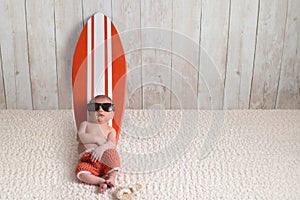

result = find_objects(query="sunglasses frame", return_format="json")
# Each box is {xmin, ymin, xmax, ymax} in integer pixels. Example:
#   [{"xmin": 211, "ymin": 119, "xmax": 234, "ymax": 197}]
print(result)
[{"xmin": 87, "ymin": 102, "xmax": 115, "ymax": 112}]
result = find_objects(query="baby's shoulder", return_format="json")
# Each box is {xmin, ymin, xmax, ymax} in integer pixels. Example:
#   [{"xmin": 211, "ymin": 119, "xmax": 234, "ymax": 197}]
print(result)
[
  {"xmin": 107, "ymin": 126, "xmax": 116, "ymax": 134},
  {"xmin": 80, "ymin": 121, "xmax": 89, "ymax": 126}
]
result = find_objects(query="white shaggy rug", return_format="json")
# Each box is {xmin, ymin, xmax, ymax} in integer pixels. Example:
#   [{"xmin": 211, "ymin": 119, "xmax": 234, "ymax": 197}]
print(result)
[{"xmin": 0, "ymin": 109, "xmax": 299, "ymax": 199}]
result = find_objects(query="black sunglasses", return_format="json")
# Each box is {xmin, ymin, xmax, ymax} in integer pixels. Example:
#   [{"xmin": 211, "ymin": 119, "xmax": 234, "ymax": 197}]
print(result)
[{"xmin": 87, "ymin": 103, "xmax": 115, "ymax": 112}]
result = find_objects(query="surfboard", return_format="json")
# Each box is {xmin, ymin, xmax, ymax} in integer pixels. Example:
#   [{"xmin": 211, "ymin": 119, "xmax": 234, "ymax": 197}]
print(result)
[{"xmin": 72, "ymin": 12, "xmax": 126, "ymax": 143}]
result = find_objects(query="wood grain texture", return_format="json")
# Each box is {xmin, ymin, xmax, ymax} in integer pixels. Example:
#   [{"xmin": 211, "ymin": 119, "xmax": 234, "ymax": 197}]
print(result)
[
  {"xmin": 276, "ymin": 0, "xmax": 300, "ymax": 109},
  {"xmin": 82, "ymin": 0, "xmax": 111, "ymax": 25},
  {"xmin": 171, "ymin": 0, "xmax": 201, "ymax": 109},
  {"xmin": 141, "ymin": 0, "xmax": 172, "ymax": 109},
  {"xmin": 250, "ymin": 0, "xmax": 288, "ymax": 109},
  {"xmin": 198, "ymin": 0, "xmax": 230, "ymax": 109},
  {"xmin": 0, "ymin": 0, "xmax": 299, "ymax": 110},
  {"xmin": 113, "ymin": 0, "xmax": 142, "ymax": 109},
  {"xmin": 54, "ymin": 0, "xmax": 82, "ymax": 109},
  {"xmin": 224, "ymin": 0, "xmax": 259, "ymax": 109},
  {"xmin": 0, "ymin": 46, "xmax": 6, "ymax": 109},
  {"xmin": 26, "ymin": 0, "xmax": 58, "ymax": 109},
  {"xmin": 0, "ymin": 0, "xmax": 32, "ymax": 109}
]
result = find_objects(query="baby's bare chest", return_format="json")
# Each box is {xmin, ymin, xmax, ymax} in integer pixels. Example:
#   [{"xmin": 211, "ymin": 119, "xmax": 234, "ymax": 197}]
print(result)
[{"xmin": 86, "ymin": 123, "xmax": 110, "ymax": 137}]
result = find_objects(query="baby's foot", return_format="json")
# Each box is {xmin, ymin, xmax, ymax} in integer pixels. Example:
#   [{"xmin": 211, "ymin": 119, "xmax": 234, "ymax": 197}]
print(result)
[
  {"xmin": 105, "ymin": 178, "xmax": 116, "ymax": 188},
  {"xmin": 99, "ymin": 182, "xmax": 108, "ymax": 194}
]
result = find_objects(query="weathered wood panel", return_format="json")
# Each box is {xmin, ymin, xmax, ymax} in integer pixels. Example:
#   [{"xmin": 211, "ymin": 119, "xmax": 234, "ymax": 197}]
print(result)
[
  {"xmin": 0, "ymin": 0, "xmax": 32, "ymax": 109},
  {"xmin": 141, "ymin": 0, "xmax": 173, "ymax": 109},
  {"xmin": 0, "ymin": 1, "xmax": 17, "ymax": 109},
  {"xmin": 198, "ymin": 0, "xmax": 230, "ymax": 109},
  {"xmin": 82, "ymin": 0, "xmax": 111, "ymax": 25},
  {"xmin": 26, "ymin": 0, "xmax": 58, "ymax": 109},
  {"xmin": 54, "ymin": 0, "xmax": 83, "ymax": 109},
  {"xmin": 0, "ymin": 47, "xmax": 6, "ymax": 109},
  {"xmin": 250, "ymin": 0, "xmax": 288, "ymax": 109},
  {"xmin": 0, "ymin": 0, "xmax": 299, "ymax": 110},
  {"xmin": 276, "ymin": 0, "xmax": 300, "ymax": 109},
  {"xmin": 224, "ymin": 0, "xmax": 259, "ymax": 109},
  {"xmin": 113, "ymin": 0, "xmax": 142, "ymax": 109},
  {"xmin": 171, "ymin": 0, "xmax": 201, "ymax": 109}
]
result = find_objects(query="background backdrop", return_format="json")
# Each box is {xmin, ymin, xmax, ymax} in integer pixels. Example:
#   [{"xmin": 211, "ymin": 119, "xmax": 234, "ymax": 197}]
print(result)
[{"xmin": 0, "ymin": 0, "xmax": 299, "ymax": 110}]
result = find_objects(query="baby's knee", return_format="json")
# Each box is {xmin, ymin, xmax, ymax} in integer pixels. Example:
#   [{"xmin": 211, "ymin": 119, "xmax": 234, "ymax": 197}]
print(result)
[
  {"xmin": 101, "ymin": 149, "xmax": 120, "ymax": 167},
  {"xmin": 103, "ymin": 149, "xmax": 119, "ymax": 158}
]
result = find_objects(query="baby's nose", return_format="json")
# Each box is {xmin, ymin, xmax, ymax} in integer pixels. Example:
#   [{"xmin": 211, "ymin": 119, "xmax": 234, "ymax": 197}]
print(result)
[{"xmin": 97, "ymin": 106, "xmax": 104, "ymax": 112}]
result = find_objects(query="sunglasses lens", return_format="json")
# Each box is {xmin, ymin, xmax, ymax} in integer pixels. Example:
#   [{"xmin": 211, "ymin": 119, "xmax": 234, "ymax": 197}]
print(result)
[{"xmin": 102, "ymin": 103, "xmax": 114, "ymax": 112}]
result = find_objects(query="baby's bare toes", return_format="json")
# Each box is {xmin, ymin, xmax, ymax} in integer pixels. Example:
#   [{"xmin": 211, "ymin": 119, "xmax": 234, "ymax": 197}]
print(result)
[
  {"xmin": 105, "ymin": 180, "xmax": 115, "ymax": 188},
  {"xmin": 99, "ymin": 183, "xmax": 107, "ymax": 194}
]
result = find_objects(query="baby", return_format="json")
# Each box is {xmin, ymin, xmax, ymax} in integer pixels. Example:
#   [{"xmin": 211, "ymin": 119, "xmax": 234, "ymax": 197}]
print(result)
[{"xmin": 75, "ymin": 95, "xmax": 120, "ymax": 194}]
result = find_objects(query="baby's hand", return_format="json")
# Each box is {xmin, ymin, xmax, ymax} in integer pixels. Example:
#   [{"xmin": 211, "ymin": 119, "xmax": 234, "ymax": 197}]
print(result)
[{"xmin": 91, "ymin": 146, "xmax": 104, "ymax": 162}]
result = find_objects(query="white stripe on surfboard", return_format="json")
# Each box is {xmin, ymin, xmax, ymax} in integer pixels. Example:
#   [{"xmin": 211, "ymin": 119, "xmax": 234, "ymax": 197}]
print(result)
[
  {"xmin": 87, "ymin": 18, "xmax": 92, "ymax": 123},
  {"xmin": 87, "ymin": 19, "xmax": 92, "ymax": 104},
  {"xmin": 107, "ymin": 18, "xmax": 112, "ymax": 126},
  {"xmin": 94, "ymin": 14, "xmax": 105, "ymax": 97}
]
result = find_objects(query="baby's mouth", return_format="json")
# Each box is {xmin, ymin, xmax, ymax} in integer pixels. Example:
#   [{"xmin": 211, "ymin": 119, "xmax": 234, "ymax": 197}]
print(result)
[{"xmin": 98, "ymin": 113, "xmax": 105, "ymax": 117}]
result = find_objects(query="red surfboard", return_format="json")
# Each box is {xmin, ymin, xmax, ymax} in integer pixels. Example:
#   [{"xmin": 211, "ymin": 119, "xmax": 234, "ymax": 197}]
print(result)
[{"xmin": 72, "ymin": 12, "xmax": 126, "ymax": 143}]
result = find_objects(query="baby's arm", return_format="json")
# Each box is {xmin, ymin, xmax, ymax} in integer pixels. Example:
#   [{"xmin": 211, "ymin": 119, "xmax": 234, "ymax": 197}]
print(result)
[
  {"xmin": 91, "ymin": 129, "xmax": 117, "ymax": 162},
  {"xmin": 77, "ymin": 121, "xmax": 106, "ymax": 146}
]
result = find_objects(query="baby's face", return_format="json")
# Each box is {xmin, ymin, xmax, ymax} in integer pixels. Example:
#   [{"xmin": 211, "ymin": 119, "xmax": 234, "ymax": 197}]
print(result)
[{"xmin": 89, "ymin": 97, "xmax": 114, "ymax": 124}]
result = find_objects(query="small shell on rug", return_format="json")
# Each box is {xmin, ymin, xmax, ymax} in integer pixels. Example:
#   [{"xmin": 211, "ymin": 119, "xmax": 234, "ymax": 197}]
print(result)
[{"xmin": 114, "ymin": 183, "xmax": 142, "ymax": 200}]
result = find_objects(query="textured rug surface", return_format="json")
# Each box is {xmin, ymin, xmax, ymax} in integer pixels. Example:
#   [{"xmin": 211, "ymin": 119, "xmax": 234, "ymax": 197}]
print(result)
[{"xmin": 0, "ymin": 109, "xmax": 299, "ymax": 199}]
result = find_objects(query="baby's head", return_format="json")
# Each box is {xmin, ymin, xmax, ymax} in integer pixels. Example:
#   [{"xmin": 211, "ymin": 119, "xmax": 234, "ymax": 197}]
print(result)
[{"xmin": 87, "ymin": 95, "xmax": 115, "ymax": 124}]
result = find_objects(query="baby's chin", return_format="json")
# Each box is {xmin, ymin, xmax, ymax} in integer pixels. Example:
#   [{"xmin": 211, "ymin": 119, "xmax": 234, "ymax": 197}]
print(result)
[
  {"xmin": 97, "ymin": 115, "xmax": 109, "ymax": 123},
  {"xmin": 97, "ymin": 116, "xmax": 104, "ymax": 122}
]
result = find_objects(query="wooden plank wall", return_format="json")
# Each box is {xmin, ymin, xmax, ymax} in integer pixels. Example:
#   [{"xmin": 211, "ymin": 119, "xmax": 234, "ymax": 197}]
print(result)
[{"xmin": 0, "ymin": 0, "xmax": 299, "ymax": 110}]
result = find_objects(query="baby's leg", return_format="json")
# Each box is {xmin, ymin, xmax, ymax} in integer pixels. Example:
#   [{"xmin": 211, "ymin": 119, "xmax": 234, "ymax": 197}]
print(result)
[
  {"xmin": 105, "ymin": 170, "xmax": 118, "ymax": 188},
  {"xmin": 78, "ymin": 173, "xmax": 108, "ymax": 194},
  {"xmin": 78, "ymin": 173, "xmax": 105, "ymax": 185},
  {"xmin": 100, "ymin": 149, "xmax": 121, "ymax": 188}
]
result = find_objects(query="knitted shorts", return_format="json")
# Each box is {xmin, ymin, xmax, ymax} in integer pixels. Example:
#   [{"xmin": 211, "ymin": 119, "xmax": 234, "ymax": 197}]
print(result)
[{"xmin": 75, "ymin": 148, "xmax": 120, "ymax": 180}]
